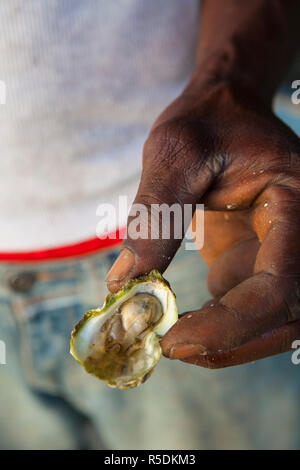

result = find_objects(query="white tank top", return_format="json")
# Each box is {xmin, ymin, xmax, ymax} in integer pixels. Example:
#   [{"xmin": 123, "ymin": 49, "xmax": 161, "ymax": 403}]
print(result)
[{"xmin": 0, "ymin": 0, "xmax": 199, "ymax": 250}]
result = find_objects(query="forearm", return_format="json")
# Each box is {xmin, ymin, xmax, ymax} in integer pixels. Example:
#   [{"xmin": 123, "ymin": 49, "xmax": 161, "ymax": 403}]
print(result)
[{"xmin": 189, "ymin": 0, "xmax": 300, "ymax": 104}]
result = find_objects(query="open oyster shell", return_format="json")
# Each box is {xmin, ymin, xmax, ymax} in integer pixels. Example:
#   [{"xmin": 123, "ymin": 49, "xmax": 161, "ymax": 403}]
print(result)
[{"xmin": 70, "ymin": 270, "xmax": 178, "ymax": 389}]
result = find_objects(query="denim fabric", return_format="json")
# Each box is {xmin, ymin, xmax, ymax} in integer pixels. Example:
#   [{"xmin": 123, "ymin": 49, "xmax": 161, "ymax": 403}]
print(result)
[{"xmin": 0, "ymin": 244, "xmax": 300, "ymax": 449}]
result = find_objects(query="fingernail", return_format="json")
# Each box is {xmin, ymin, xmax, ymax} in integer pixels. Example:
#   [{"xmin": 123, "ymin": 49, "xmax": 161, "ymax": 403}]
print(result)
[
  {"xmin": 169, "ymin": 343, "xmax": 207, "ymax": 359},
  {"xmin": 105, "ymin": 248, "xmax": 135, "ymax": 283}
]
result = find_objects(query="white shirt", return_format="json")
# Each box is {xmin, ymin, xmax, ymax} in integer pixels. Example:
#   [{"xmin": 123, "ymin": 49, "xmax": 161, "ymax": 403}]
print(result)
[{"xmin": 0, "ymin": 0, "xmax": 199, "ymax": 250}]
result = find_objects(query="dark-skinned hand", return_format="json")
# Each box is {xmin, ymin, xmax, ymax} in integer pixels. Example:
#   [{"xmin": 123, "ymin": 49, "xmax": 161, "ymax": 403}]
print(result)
[{"xmin": 106, "ymin": 82, "xmax": 300, "ymax": 369}]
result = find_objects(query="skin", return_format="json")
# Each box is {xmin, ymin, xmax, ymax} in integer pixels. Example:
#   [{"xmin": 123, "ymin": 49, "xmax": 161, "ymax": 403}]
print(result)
[{"xmin": 106, "ymin": 0, "xmax": 300, "ymax": 368}]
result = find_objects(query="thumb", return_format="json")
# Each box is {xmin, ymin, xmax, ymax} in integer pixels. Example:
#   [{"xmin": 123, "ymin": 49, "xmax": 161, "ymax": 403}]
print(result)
[{"xmin": 105, "ymin": 123, "xmax": 214, "ymax": 292}]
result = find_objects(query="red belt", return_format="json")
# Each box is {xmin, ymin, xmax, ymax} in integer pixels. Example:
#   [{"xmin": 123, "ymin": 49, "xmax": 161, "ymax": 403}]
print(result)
[{"xmin": 0, "ymin": 228, "xmax": 125, "ymax": 262}]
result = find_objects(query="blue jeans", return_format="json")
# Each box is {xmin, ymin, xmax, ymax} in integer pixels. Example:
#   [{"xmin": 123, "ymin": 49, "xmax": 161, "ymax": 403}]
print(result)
[{"xmin": 0, "ymin": 243, "xmax": 300, "ymax": 449}]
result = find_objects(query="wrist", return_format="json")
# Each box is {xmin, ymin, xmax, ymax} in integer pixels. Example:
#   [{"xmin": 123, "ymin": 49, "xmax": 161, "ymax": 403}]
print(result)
[
  {"xmin": 183, "ymin": 57, "xmax": 274, "ymax": 110},
  {"xmin": 187, "ymin": 0, "xmax": 299, "ymax": 108}
]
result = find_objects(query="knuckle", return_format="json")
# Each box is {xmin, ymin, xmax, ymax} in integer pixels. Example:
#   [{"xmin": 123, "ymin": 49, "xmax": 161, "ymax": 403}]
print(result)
[
  {"xmin": 137, "ymin": 171, "xmax": 185, "ymax": 206},
  {"xmin": 133, "ymin": 190, "xmax": 167, "ymax": 209},
  {"xmin": 262, "ymin": 185, "xmax": 300, "ymax": 207},
  {"xmin": 143, "ymin": 116, "xmax": 225, "ymax": 198},
  {"xmin": 143, "ymin": 118, "xmax": 201, "ymax": 171}
]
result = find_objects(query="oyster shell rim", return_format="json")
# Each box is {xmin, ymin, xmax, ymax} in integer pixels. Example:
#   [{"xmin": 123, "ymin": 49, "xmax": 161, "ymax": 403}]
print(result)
[{"xmin": 70, "ymin": 269, "xmax": 178, "ymax": 386}]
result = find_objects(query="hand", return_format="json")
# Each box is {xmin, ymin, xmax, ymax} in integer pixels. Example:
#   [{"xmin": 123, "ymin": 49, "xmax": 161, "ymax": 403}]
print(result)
[{"xmin": 106, "ymin": 82, "xmax": 300, "ymax": 368}]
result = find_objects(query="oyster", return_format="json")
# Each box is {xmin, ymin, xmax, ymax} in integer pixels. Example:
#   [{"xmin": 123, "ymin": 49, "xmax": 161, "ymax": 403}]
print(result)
[{"xmin": 70, "ymin": 270, "xmax": 178, "ymax": 389}]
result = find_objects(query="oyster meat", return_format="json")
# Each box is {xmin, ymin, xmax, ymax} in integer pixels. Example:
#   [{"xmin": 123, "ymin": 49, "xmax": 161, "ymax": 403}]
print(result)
[{"xmin": 70, "ymin": 270, "xmax": 178, "ymax": 389}]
